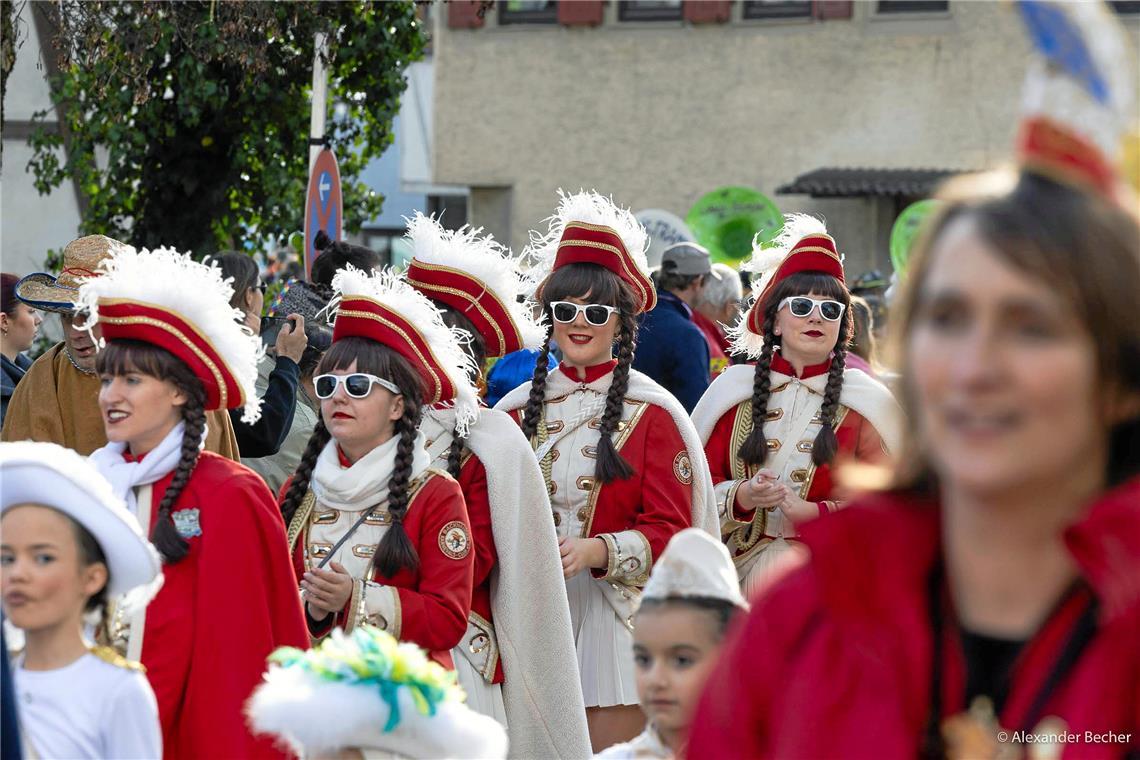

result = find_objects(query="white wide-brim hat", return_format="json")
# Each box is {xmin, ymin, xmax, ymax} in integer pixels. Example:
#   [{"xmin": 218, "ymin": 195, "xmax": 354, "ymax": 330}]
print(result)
[{"xmin": 0, "ymin": 442, "xmax": 162, "ymax": 602}]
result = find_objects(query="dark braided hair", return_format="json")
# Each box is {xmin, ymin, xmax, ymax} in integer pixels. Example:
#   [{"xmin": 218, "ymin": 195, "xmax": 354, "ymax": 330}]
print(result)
[
  {"xmin": 279, "ymin": 417, "xmax": 330, "ymax": 527},
  {"xmin": 97, "ymin": 340, "xmax": 207, "ymax": 564},
  {"xmin": 431, "ymin": 301, "xmax": 487, "ymax": 479},
  {"xmin": 519, "ymin": 321, "xmax": 553, "ymax": 443},
  {"xmin": 531, "ymin": 263, "xmax": 639, "ymax": 483},
  {"xmin": 278, "ymin": 336, "xmax": 426, "ymax": 577},
  {"xmin": 738, "ymin": 272, "xmax": 852, "ymax": 469}
]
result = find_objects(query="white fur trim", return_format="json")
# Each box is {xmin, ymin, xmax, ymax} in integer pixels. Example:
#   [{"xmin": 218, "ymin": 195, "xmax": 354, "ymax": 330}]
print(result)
[
  {"xmin": 521, "ymin": 189, "xmax": 650, "ymax": 293},
  {"xmin": 406, "ymin": 212, "xmax": 547, "ymax": 352},
  {"xmin": 247, "ymin": 664, "xmax": 508, "ymax": 759},
  {"xmin": 76, "ymin": 247, "xmax": 264, "ymax": 423},
  {"xmin": 330, "ymin": 266, "xmax": 480, "ymax": 437}
]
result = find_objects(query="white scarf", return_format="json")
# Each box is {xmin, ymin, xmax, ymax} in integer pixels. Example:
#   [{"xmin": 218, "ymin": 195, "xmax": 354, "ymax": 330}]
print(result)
[
  {"xmin": 310, "ymin": 431, "xmax": 431, "ymax": 512},
  {"xmin": 88, "ymin": 422, "xmax": 193, "ymax": 517}
]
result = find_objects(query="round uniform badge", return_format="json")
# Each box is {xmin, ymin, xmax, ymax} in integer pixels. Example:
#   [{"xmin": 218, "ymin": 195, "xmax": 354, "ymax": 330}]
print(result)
[
  {"xmin": 438, "ymin": 521, "xmax": 471, "ymax": 560},
  {"xmin": 673, "ymin": 452, "xmax": 693, "ymax": 485}
]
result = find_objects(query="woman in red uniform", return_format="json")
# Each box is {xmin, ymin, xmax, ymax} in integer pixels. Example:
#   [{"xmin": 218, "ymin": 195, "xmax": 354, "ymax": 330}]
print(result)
[
  {"xmin": 78, "ymin": 246, "xmax": 309, "ymax": 759},
  {"xmin": 404, "ymin": 213, "xmax": 590, "ymax": 758},
  {"xmin": 278, "ymin": 267, "xmax": 475, "ymax": 668},
  {"xmin": 496, "ymin": 190, "xmax": 718, "ymax": 753},
  {"xmin": 691, "ymin": 216, "xmax": 901, "ymax": 595},
  {"xmin": 689, "ymin": 4, "xmax": 1140, "ymax": 756}
]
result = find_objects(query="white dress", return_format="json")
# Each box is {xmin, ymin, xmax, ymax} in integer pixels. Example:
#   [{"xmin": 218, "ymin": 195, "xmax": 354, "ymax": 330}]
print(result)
[
  {"xmin": 542, "ymin": 375, "xmax": 647, "ymax": 708},
  {"xmin": 594, "ymin": 724, "xmax": 672, "ymax": 759},
  {"xmin": 14, "ymin": 648, "xmax": 161, "ymax": 759}
]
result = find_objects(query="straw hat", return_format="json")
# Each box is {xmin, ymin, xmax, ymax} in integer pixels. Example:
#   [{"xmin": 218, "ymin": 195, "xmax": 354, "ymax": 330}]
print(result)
[{"xmin": 15, "ymin": 235, "xmax": 134, "ymax": 314}]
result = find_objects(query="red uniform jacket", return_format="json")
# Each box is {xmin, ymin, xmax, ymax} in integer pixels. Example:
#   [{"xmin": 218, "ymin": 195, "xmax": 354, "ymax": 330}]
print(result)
[
  {"xmin": 285, "ymin": 470, "xmax": 474, "ymax": 668},
  {"xmin": 139, "ymin": 452, "xmax": 309, "ymax": 760},
  {"xmin": 458, "ymin": 452, "xmax": 504, "ymax": 683},
  {"xmin": 705, "ymin": 353, "xmax": 887, "ymax": 522},
  {"xmin": 688, "ymin": 479, "xmax": 1140, "ymax": 758},
  {"xmin": 508, "ymin": 361, "xmax": 693, "ymax": 575}
]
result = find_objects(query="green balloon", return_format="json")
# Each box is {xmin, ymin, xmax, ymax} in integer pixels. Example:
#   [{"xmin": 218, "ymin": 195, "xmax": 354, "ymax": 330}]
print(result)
[
  {"xmin": 890, "ymin": 200, "xmax": 940, "ymax": 276},
  {"xmin": 686, "ymin": 187, "xmax": 783, "ymax": 265}
]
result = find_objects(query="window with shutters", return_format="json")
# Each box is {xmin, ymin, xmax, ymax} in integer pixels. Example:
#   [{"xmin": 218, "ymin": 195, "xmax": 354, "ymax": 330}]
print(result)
[
  {"xmin": 876, "ymin": 0, "xmax": 949, "ymax": 12},
  {"xmin": 499, "ymin": 0, "xmax": 558, "ymax": 25},
  {"xmin": 618, "ymin": 1, "xmax": 684, "ymax": 22},
  {"xmin": 742, "ymin": 1, "xmax": 812, "ymax": 20}
]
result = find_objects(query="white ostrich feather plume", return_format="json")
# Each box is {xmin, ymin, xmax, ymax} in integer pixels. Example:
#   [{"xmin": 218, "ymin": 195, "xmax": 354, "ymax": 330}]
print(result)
[
  {"xmin": 522, "ymin": 189, "xmax": 650, "ymax": 294},
  {"xmin": 330, "ymin": 266, "xmax": 480, "ymax": 437},
  {"xmin": 405, "ymin": 212, "xmax": 547, "ymax": 351},
  {"xmin": 76, "ymin": 246, "xmax": 264, "ymax": 423},
  {"xmin": 728, "ymin": 214, "xmax": 834, "ymax": 359},
  {"xmin": 247, "ymin": 659, "xmax": 508, "ymax": 759}
]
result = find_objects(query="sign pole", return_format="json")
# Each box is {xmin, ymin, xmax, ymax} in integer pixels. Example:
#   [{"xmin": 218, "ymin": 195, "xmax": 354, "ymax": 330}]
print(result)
[{"xmin": 309, "ymin": 31, "xmax": 328, "ymax": 174}]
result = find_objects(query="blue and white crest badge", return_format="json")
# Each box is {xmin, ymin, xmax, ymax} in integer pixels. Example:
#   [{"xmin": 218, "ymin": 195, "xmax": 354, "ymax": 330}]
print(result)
[{"xmin": 173, "ymin": 508, "xmax": 202, "ymax": 539}]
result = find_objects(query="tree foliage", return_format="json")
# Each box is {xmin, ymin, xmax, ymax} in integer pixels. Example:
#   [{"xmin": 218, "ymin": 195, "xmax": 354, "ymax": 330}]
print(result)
[{"xmin": 27, "ymin": 1, "xmax": 425, "ymax": 256}]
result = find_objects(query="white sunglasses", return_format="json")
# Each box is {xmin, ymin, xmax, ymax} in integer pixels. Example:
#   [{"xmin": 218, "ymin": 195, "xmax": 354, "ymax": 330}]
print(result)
[
  {"xmin": 313, "ymin": 373, "xmax": 400, "ymax": 400},
  {"xmin": 550, "ymin": 301, "xmax": 620, "ymax": 326},
  {"xmin": 778, "ymin": 296, "xmax": 845, "ymax": 322}
]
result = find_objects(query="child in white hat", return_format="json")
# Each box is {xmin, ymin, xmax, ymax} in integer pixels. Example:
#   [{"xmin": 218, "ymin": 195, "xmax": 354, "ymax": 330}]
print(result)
[
  {"xmin": 595, "ymin": 529, "xmax": 748, "ymax": 760},
  {"xmin": 0, "ymin": 441, "xmax": 163, "ymax": 759}
]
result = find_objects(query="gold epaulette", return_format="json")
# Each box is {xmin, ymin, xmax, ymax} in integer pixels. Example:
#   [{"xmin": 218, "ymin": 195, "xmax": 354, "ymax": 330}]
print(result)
[{"xmin": 89, "ymin": 645, "xmax": 146, "ymax": 673}]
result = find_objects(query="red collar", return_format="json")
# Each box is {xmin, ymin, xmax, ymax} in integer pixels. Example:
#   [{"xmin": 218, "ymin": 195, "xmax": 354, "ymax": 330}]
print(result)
[
  {"xmin": 336, "ymin": 445, "xmax": 353, "ymax": 468},
  {"xmin": 121, "ymin": 450, "xmax": 147, "ymax": 463},
  {"xmin": 556, "ymin": 358, "xmax": 618, "ymax": 384},
  {"xmin": 771, "ymin": 350, "xmax": 831, "ymax": 380}
]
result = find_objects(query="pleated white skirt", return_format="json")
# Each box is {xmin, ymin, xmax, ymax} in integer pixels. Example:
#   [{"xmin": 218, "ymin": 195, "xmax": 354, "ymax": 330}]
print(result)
[
  {"xmin": 739, "ymin": 536, "xmax": 810, "ymax": 599},
  {"xmin": 565, "ymin": 570, "xmax": 638, "ymax": 708},
  {"xmin": 452, "ymin": 651, "xmax": 508, "ymax": 726}
]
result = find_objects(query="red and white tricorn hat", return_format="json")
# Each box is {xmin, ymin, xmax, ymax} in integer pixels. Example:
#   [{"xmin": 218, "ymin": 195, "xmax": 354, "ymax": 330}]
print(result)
[
  {"xmin": 525, "ymin": 190, "xmax": 656, "ymax": 314},
  {"xmin": 404, "ymin": 212, "xmax": 546, "ymax": 358},
  {"xmin": 329, "ymin": 266, "xmax": 480, "ymax": 435},
  {"xmin": 728, "ymin": 214, "xmax": 846, "ymax": 359},
  {"xmin": 76, "ymin": 247, "xmax": 263, "ymax": 422}
]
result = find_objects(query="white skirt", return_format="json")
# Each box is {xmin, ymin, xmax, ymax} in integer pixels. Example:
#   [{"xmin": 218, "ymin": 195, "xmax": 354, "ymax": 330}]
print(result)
[
  {"xmin": 739, "ymin": 537, "xmax": 809, "ymax": 599},
  {"xmin": 452, "ymin": 650, "xmax": 508, "ymax": 726},
  {"xmin": 565, "ymin": 570, "xmax": 639, "ymax": 708}
]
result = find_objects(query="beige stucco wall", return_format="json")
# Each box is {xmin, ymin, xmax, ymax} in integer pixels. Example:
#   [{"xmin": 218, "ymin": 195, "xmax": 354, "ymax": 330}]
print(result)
[{"xmin": 431, "ymin": 2, "xmax": 1133, "ymax": 275}]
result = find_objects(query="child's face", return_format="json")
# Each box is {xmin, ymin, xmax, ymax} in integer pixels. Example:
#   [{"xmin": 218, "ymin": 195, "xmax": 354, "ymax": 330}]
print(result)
[
  {"xmin": 0, "ymin": 505, "xmax": 106, "ymax": 633},
  {"xmin": 632, "ymin": 605, "xmax": 724, "ymax": 740}
]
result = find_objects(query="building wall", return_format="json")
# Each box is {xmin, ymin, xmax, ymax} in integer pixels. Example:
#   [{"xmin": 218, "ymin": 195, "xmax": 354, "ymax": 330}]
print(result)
[{"xmin": 431, "ymin": 2, "xmax": 1132, "ymax": 275}]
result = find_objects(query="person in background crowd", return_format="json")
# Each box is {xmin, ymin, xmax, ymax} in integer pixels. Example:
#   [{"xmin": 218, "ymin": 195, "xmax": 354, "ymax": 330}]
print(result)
[
  {"xmin": 692, "ymin": 262, "xmax": 743, "ymax": 379},
  {"xmin": 691, "ymin": 216, "xmax": 902, "ymax": 596},
  {"xmin": 595, "ymin": 529, "xmax": 747, "ymax": 760},
  {"xmin": 243, "ymin": 279, "xmax": 332, "ymax": 494},
  {"xmin": 485, "ymin": 346, "xmax": 557, "ymax": 408},
  {"xmin": 405, "ymin": 212, "xmax": 591, "ymax": 757},
  {"xmin": 277, "ymin": 267, "xmax": 475, "ymax": 668},
  {"xmin": 846, "ymin": 294, "xmax": 880, "ymax": 378},
  {"xmin": 79, "ymin": 246, "xmax": 308, "ymax": 758},
  {"xmin": 2, "ymin": 236, "xmax": 240, "ymax": 458},
  {"xmin": 248, "ymin": 627, "xmax": 508, "ymax": 760},
  {"xmin": 497, "ymin": 191, "xmax": 718, "ymax": 753},
  {"xmin": 1, "ymin": 442, "xmax": 163, "ymax": 759},
  {"xmin": 309, "ymin": 230, "xmax": 383, "ymax": 299},
  {"xmin": 212, "ymin": 252, "xmax": 307, "ymax": 459},
  {"xmin": 1, "ymin": 272, "xmax": 43, "ymax": 425},
  {"xmin": 690, "ymin": 1, "xmax": 1140, "ymax": 746},
  {"xmin": 632, "ymin": 242, "xmax": 715, "ymax": 412}
]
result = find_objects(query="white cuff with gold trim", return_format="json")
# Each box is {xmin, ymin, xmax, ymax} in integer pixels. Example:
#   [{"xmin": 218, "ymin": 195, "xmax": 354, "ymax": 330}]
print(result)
[{"xmin": 599, "ymin": 530, "xmax": 652, "ymax": 585}]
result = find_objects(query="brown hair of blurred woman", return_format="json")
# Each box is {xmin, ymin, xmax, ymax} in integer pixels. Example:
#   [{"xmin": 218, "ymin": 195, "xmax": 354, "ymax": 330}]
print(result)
[{"xmin": 888, "ymin": 169, "xmax": 1140, "ymax": 492}]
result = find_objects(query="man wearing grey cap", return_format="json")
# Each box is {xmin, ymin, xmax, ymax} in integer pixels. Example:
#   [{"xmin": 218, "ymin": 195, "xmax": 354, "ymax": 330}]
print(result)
[{"xmin": 632, "ymin": 242, "xmax": 718, "ymax": 412}]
